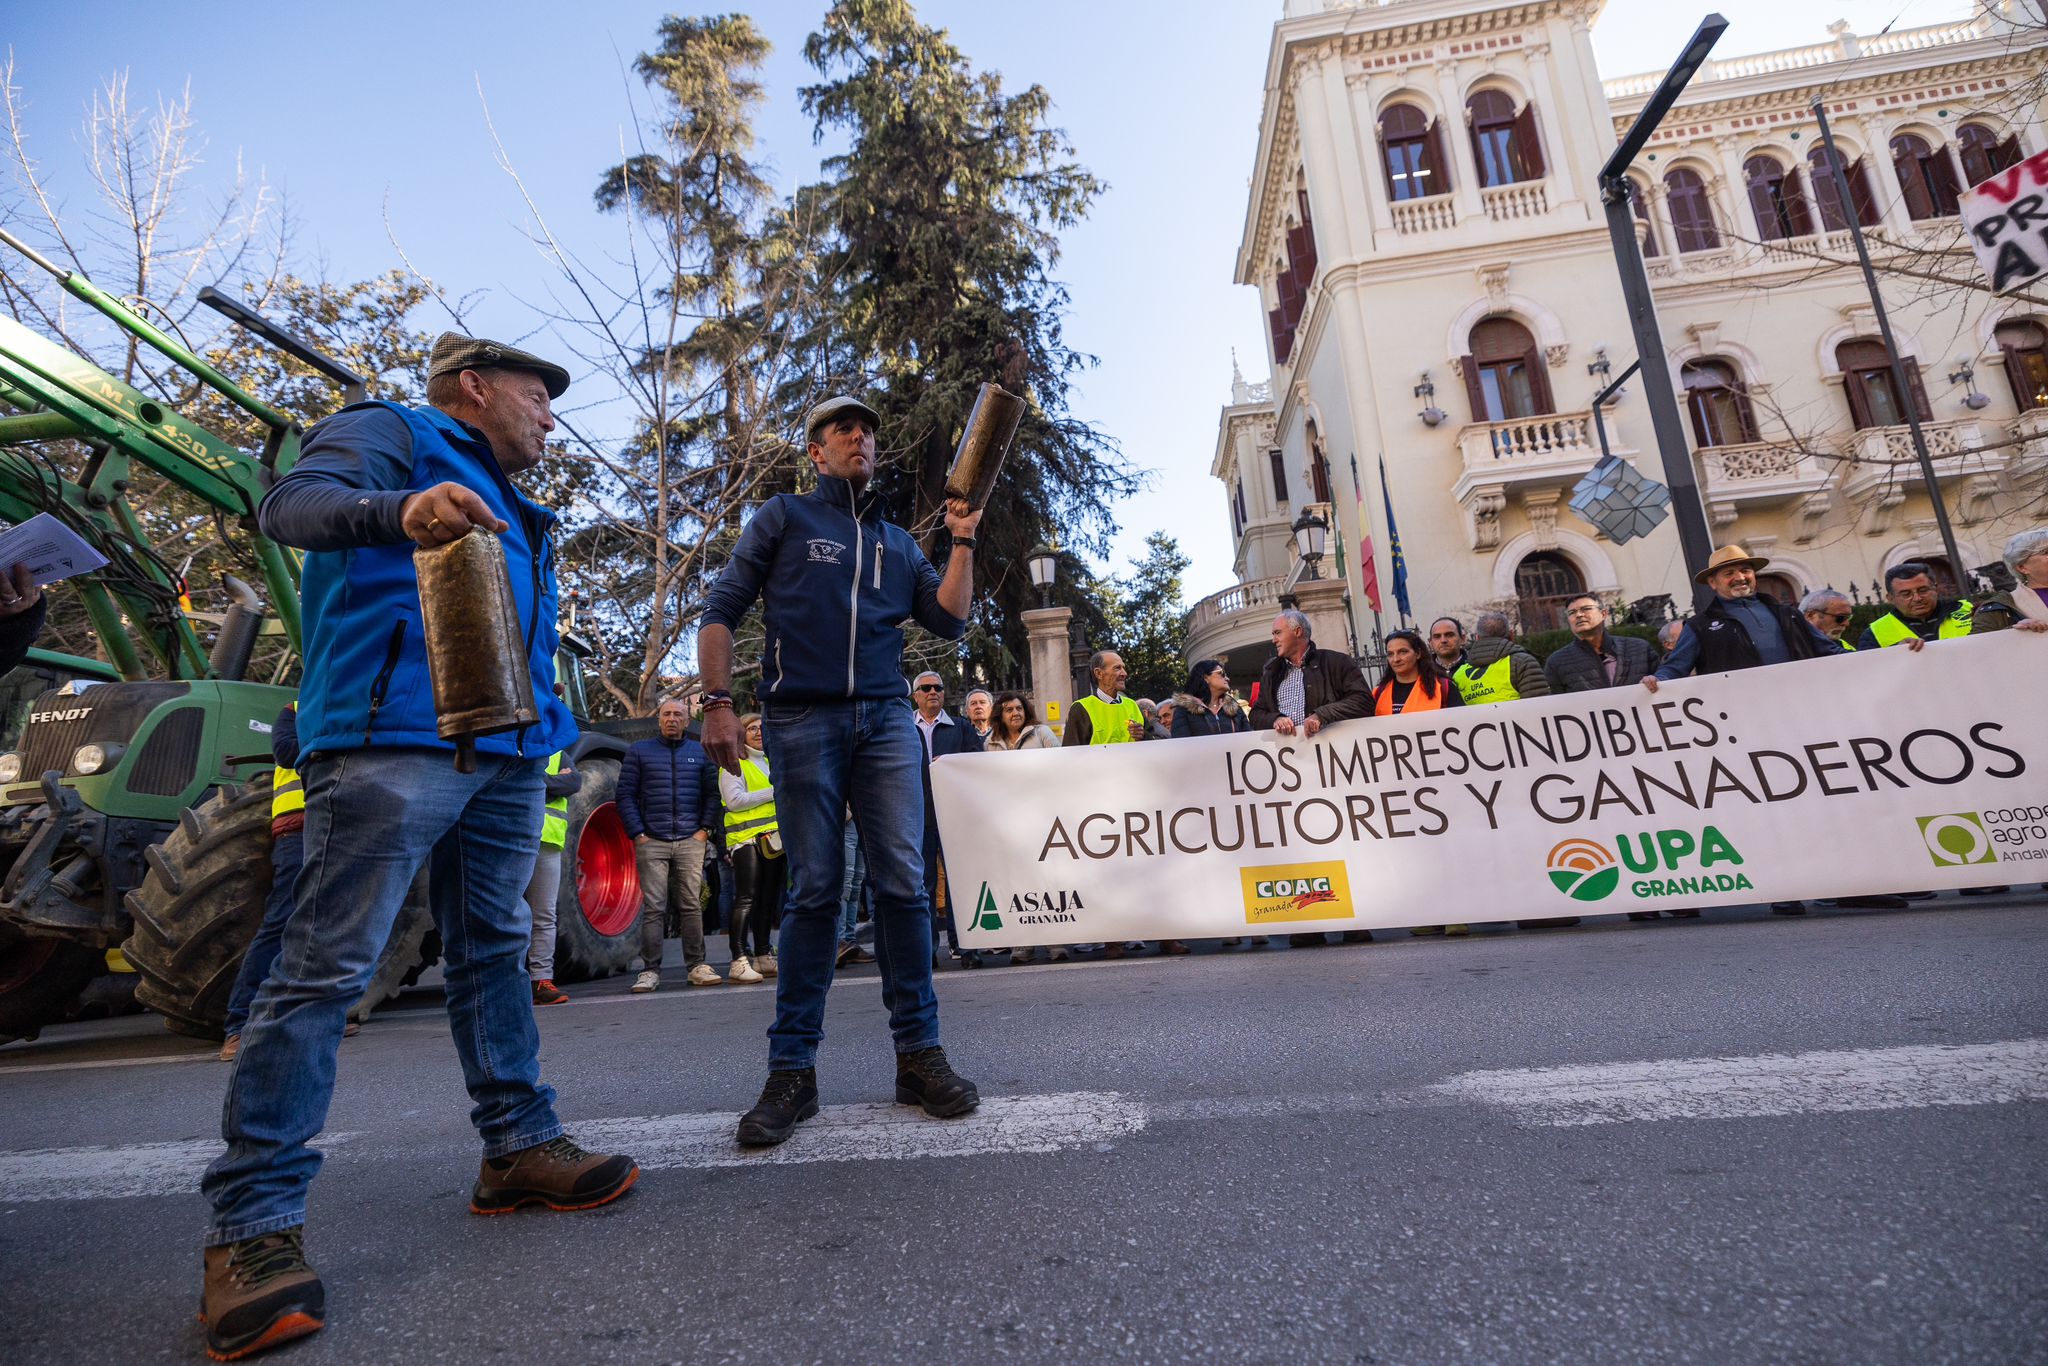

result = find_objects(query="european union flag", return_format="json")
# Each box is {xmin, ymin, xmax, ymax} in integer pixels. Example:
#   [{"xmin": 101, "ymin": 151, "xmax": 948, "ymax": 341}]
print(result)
[{"xmin": 1379, "ymin": 456, "xmax": 1410, "ymax": 622}]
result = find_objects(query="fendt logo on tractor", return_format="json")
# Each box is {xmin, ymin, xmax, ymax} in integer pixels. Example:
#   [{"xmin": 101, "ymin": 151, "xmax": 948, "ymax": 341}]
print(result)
[{"xmin": 27, "ymin": 707, "xmax": 90, "ymax": 725}]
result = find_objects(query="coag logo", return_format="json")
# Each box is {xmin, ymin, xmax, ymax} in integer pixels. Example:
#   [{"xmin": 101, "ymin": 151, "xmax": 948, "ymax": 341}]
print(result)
[
  {"xmin": 1917, "ymin": 812, "xmax": 1997, "ymax": 867},
  {"xmin": 972, "ymin": 883, "xmax": 1004, "ymax": 932},
  {"xmin": 1546, "ymin": 839, "xmax": 1619, "ymax": 902},
  {"xmin": 1239, "ymin": 861, "xmax": 1354, "ymax": 925}
]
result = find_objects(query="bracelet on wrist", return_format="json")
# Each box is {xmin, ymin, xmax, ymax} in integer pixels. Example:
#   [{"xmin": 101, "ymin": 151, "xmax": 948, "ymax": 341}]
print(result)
[
  {"xmin": 701, "ymin": 696, "xmax": 734, "ymax": 712},
  {"xmin": 952, "ymin": 536, "xmax": 978, "ymax": 551}
]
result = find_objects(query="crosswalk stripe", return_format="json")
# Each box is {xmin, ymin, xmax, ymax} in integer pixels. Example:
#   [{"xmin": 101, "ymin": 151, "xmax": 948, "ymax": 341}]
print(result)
[{"xmin": 0, "ymin": 1134, "xmax": 354, "ymax": 1204}]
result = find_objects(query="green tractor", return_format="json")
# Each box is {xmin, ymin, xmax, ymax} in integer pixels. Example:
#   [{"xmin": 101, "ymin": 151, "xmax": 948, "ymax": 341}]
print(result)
[{"xmin": 0, "ymin": 231, "xmax": 644, "ymax": 1044}]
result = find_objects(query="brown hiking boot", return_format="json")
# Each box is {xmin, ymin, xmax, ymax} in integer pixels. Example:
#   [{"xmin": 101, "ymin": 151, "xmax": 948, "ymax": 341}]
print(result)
[
  {"xmin": 531, "ymin": 979, "xmax": 568, "ymax": 1006},
  {"xmin": 470, "ymin": 1134, "xmax": 639, "ymax": 1215},
  {"xmin": 200, "ymin": 1229, "xmax": 325, "ymax": 1361}
]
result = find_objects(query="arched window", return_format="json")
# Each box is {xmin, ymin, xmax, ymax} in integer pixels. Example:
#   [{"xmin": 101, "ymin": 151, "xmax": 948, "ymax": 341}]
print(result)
[
  {"xmin": 1663, "ymin": 168, "xmax": 1720, "ymax": 252},
  {"xmin": 1995, "ymin": 319, "xmax": 2048, "ymax": 413},
  {"xmin": 1380, "ymin": 103, "xmax": 1447, "ymax": 202},
  {"xmin": 1514, "ymin": 552, "xmax": 1585, "ymax": 632},
  {"xmin": 1890, "ymin": 134, "xmax": 1962, "ymax": 220},
  {"xmin": 1957, "ymin": 123, "xmax": 2023, "ymax": 187},
  {"xmin": 1682, "ymin": 360, "xmax": 1758, "ymax": 446},
  {"xmin": 1836, "ymin": 339, "xmax": 1931, "ymax": 430},
  {"xmin": 1628, "ymin": 178, "xmax": 1661, "ymax": 258},
  {"xmin": 1466, "ymin": 90, "xmax": 1545, "ymax": 188},
  {"xmin": 1808, "ymin": 145, "xmax": 1879, "ymax": 230},
  {"xmin": 1744, "ymin": 154, "xmax": 1814, "ymax": 240},
  {"xmin": 1459, "ymin": 317, "xmax": 1553, "ymax": 422}
]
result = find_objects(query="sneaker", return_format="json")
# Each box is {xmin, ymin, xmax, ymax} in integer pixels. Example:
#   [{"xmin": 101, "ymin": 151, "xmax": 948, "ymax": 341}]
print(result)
[
  {"xmin": 631, "ymin": 970, "xmax": 660, "ymax": 994},
  {"xmin": 470, "ymin": 1135, "xmax": 640, "ymax": 1214},
  {"xmin": 342, "ymin": 1021, "xmax": 360, "ymax": 1038},
  {"xmin": 958, "ymin": 951, "xmax": 984, "ymax": 969},
  {"xmin": 737, "ymin": 1068, "xmax": 819, "ymax": 1147},
  {"xmin": 200, "ymin": 1229, "xmax": 325, "ymax": 1361},
  {"xmin": 217, "ymin": 1034, "xmax": 240, "ymax": 1063},
  {"xmin": 754, "ymin": 951, "xmax": 777, "ymax": 978},
  {"xmin": 835, "ymin": 941, "xmax": 860, "ymax": 968},
  {"xmin": 531, "ymin": 979, "xmax": 568, "ymax": 1007},
  {"xmin": 727, "ymin": 956, "xmax": 764, "ymax": 985},
  {"xmin": 687, "ymin": 964, "xmax": 723, "ymax": 987},
  {"xmin": 895, "ymin": 1046, "xmax": 980, "ymax": 1118}
]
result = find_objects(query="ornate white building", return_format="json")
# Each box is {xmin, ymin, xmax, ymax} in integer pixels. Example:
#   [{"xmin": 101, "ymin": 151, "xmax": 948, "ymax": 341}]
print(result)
[{"xmin": 1192, "ymin": 0, "xmax": 2048, "ymax": 676}]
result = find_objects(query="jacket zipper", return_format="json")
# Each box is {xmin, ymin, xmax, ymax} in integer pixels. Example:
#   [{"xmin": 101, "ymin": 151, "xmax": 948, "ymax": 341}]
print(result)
[
  {"xmin": 873, "ymin": 532, "xmax": 884, "ymax": 590},
  {"xmin": 772, "ymin": 638, "xmax": 784, "ymax": 696},
  {"xmin": 846, "ymin": 497, "xmax": 862, "ymax": 698},
  {"xmin": 363, "ymin": 620, "xmax": 408, "ymax": 744}
]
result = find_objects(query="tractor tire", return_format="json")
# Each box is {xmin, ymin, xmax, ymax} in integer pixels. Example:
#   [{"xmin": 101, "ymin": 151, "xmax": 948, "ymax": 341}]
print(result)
[
  {"xmin": 552, "ymin": 757, "xmax": 640, "ymax": 983},
  {"xmin": 348, "ymin": 874, "xmax": 437, "ymax": 1025},
  {"xmin": 0, "ymin": 930, "xmax": 102, "ymax": 1045},
  {"xmin": 122, "ymin": 777, "xmax": 276, "ymax": 1040}
]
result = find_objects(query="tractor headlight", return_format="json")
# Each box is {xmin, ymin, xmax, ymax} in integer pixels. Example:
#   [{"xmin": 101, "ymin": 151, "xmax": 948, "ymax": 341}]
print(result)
[
  {"xmin": 71, "ymin": 744, "xmax": 109, "ymax": 776},
  {"xmin": 0, "ymin": 753, "xmax": 19, "ymax": 783}
]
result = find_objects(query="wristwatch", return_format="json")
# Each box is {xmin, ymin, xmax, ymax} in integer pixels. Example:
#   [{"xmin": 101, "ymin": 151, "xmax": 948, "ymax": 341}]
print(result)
[{"xmin": 953, "ymin": 537, "xmax": 978, "ymax": 550}]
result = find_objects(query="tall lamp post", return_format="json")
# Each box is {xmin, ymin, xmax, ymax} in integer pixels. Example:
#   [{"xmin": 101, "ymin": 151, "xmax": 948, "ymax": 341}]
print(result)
[
  {"xmin": 1291, "ymin": 507, "xmax": 1329, "ymax": 579},
  {"xmin": 1597, "ymin": 14, "xmax": 1728, "ymax": 609},
  {"xmin": 1026, "ymin": 543, "xmax": 1058, "ymax": 608}
]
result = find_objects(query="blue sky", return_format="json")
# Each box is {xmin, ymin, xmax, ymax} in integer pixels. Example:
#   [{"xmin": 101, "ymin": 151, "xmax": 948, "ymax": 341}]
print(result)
[{"xmin": 5, "ymin": 0, "xmax": 1969, "ymax": 602}]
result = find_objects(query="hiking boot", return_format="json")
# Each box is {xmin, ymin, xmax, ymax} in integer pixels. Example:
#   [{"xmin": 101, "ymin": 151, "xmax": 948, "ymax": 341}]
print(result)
[
  {"xmin": 835, "ymin": 941, "xmax": 860, "ymax": 968},
  {"xmin": 687, "ymin": 964, "xmax": 722, "ymax": 987},
  {"xmin": 895, "ymin": 1045, "xmax": 980, "ymax": 1118},
  {"xmin": 631, "ymin": 970, "xmax": 660, "ymax": 994},
  {"xmin": 754, "ymin": 951, "xmax": 777, "ymax": 978},
  {"xmin": 471, "ymin": 1135, "xmax": 639, "ymax": 1214},
  {"xmin": 531, "ymin": 979, "xmax": 568, "ymax": 1007},
  {"xmin": 727, "ymin": 956, "xmax": 764, "ymax": 985},
  {"xmin": 736, "ymin": 1068, "xmax": 819, "ymax": 1147},
  {"xmin": 218, "ymin": 1034, "xmax": 240, "ymax": 1063},
  {"xmin": 200, "ymin": 1229, "xmax": 324, "ymax": 1361}
]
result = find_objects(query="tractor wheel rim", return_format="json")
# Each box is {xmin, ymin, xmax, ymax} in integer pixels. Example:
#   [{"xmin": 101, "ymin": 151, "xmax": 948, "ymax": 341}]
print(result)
[
  {"xmin": 0, "ymin": 937, "xmax": 60, "ymax": 995},
  {"xmin": 576, "ymin": 802, "xmax": 639, "ymax": 937}
]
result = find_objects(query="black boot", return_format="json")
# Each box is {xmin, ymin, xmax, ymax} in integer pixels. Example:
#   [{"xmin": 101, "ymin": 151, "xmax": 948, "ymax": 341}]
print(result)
[
  {"xmin": 736, "ymin": 1068, "xmax": 818, "ymax": 1147},
  {"xmin": 895, "ymin": 1046, "xmax": 980, "ymax": 1118}
]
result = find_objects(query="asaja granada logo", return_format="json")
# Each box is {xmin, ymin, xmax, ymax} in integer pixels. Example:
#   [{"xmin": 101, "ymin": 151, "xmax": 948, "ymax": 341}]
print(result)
[
  {"xmin": 1916, "ymin": 812, "xmax": 1997, "ymax": 867},
  {"xmin": 1238, "ymin": 861, "xmax": 1354, "ymax": 925},
  {"xmin": 1544, "ymin": 827, "xmax": 1752, "ymax": 903},
  {"xmin": 972, "ymin": 882, "xmax": 1086, "ymax": 929},
  {"xmin": 1546, "ymin": 839, "xmax": 1620, "ymax": 902}
]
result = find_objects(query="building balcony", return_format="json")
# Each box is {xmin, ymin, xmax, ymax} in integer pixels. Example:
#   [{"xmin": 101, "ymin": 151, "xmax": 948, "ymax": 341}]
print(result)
[
  {"xmin": 2007, "ymin": 407, "xmax": 2048, "ymax": 512},
  {"xmin": 1481, "ymin": 180, "xmax": 1549, "ymax": 222},
  {"xmin": 1453, "ymin": 408, "xmax": 1632, "ymax": 552},
  {"xmin": 1838, "ymin": 419, "xmax": 2008, "ymax": 532},
  {"xmin": 1185, "ymin": 574, "xmax": 1288, "ymax": 676},
  {"xmin": 1698, "ymin": 441, "xmax": 1837, "ymax": 543},
  {"xmin": 1391, "ymin": 193, "xmax": 1457, "ymax": 235}
]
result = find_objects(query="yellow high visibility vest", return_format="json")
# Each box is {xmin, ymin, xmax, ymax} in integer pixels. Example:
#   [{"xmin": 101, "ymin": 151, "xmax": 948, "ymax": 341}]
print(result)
[
  {"xmin": 1452, "ymin": 656, "xmax": 1519, "ymax": 706},
  {"xmin": 270, "ymin": 702, "xmax": 303, "ymax": 821},
  {"xmin": 1868, "ymin": 600, "xmax": 1973, "ymax": 648},
  {"xmin": 1074, "ymin": 693, "xmax": 1144, "ymax": 744},
  {"xmin": 723, "ymin": 757, "xmax": 778, "ymax": 850},
  {"xmin": 541, "ymin": 751, "xmax": 569, "ymax": 850}
]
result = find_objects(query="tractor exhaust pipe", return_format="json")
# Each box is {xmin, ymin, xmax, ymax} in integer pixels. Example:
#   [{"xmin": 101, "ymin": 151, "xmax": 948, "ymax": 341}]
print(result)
[{"xmin": 208, "ymin": 576, "xmax": 264, "ymax": 681}]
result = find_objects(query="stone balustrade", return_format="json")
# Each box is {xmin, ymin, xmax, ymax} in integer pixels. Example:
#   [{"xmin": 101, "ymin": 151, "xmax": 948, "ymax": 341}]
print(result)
[
  {"xmin": 1392, "ymin": 194, "xmax": 1456, "ymax": 235},
  {"xmin": 1482, "ymin": 181, "xmax": 1549, "ymax": 222}
]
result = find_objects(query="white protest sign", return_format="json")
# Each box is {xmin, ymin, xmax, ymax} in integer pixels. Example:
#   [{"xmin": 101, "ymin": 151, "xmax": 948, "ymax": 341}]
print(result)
[
  {"xmin": 1959, "ymin": 146, "xmax": 2048, "ymax": 296},
  {"xmin": 0, "ymin": 513, "xmax": 109, "ymax": 586},
  {"xmin": 932, "ymin": 634, "xmax": 2048, "ymax": 945}
]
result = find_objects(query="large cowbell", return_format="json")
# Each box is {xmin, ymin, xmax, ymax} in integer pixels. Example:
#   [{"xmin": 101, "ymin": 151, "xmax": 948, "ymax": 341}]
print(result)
[
  {"xmin": 1569, "ymin": 455, "xmax": 1672, "ymax": 544},
  {"xmin": 414, "ymin": 530, "xmax": 539, "ymax": 772}
]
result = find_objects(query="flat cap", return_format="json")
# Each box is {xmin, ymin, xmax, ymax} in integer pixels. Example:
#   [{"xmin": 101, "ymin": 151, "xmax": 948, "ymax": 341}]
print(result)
[
  {"xmin": 804, "ymin": 394, "xmax": 881, "ymax": 440},
  {"xmin": 428, "ymin": 332, "xmax": 571, "ymax": 399}
]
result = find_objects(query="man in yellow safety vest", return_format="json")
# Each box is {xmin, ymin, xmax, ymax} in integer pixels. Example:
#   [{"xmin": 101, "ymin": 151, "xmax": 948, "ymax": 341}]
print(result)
[
  {"xmin": 1450, "ymin": 611, "xmax": 1549, "ymax": 705},
  {"xmin": 524, "ymin": 752, "xmax": 581, "ymax": 1006},
  {"xmin": 1855, "ymin": 562, "xmax": 1972, "ymax": 650},
  {"xmin": 1061, "ymin": 650, "xmax": 1146, "ymax": 746}
]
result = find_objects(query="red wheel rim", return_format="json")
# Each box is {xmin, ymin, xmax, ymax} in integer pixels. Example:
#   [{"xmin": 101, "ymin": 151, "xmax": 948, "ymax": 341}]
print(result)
[
  {"xmin": 0, "ymin": 937, "xmax": 60, "ymax": 994},
  {"xmin": 575, "ymin": 802, "xmax": 640, "ymax": 937}
]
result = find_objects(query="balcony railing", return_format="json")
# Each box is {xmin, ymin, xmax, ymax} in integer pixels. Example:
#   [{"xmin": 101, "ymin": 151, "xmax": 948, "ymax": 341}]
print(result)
[
  {"xmin": 2013, "ymin": 407, "xmax": 2048, "ymax": 476},
  {"xmin": 1758, "ymin": 230, "xmax": 1859, "ymax": 264},
  {"xmin": 1451, "ymin": 407, "xmax": 1624, "ymax": 507},
  {"xmin": 1185, "ymin": 575, "xmax": 1288, "ymax": 637},
  {"xmin": 1392, "ymin": 193, "xmax": 1456, "ymax": 235},
  {"xmin": 1482, "ymin": 181, "xmax": 1549, "ymax": 222},
  {"xmin": 1697, "ymin": 441, "xmax": 1833, "ymax": 497},
  {"xmin": 1839, "ymin": 419, "xmax": 2003, "ymax": 499}
]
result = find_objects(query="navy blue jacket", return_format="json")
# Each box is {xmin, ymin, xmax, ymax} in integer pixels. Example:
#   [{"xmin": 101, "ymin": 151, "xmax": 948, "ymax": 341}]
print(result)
[
  {"xmin": 699, "ymin": 476, "xmax": 967, "ymax": 701},
  {"xmin": 616, "ymin": 734, "xmax": 720, "ymax": 841},
  {"xmin": 257, "ymin": 401, "xmax": 576, "ymax": 759},
  {"xmin": 917, "ymin": 709, "xmax": 983, "ymax": 832}
]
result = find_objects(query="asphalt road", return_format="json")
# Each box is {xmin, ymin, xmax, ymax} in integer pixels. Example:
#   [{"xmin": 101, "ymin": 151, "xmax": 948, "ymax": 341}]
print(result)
[{"xmin": 3, "ymin": 893, "xmax": 2045, "ymax": 1364}]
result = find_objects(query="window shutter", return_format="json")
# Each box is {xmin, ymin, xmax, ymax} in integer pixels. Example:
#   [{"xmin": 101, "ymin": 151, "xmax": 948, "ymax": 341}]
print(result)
[
  {"xmin": 1522, "ymin": 345, "xmax": 1555, "ymax": 413},
  {"xmin": 1786, "ymin": 175, "xmax": 1816, "ymax": 237},
  {"xmin": 1735, "ymin": 386, "xmax": 1761, "ymax": 444},
  {"xmin": 1849, "ymin": 159, "xmax": 1880, "ymax": 227},
  {"xmin": 1425, "ymin": 119, "xmax": 1450, "ymax": 195},
  {"xmin": 1894, "ymin": 148, "xmax": 1932, "ymax": 219},
  {"xmin": 2000, "ymin": 343, "xmax": 2040, "ymax": 413},
  {"xmin": 1268, "ymin": 307, "xmax": 1292, "ymax": 366},
  {"xmin": 1511, "ymin": 103, "xmax": 1547, "ymax": 179},
  {"xmin": 1842, "ymin": 368, "xmax": 1874, "ymax": 431},
  {"xmin": 1904, "ymin": 361, "xmax": 1933, "ymax": 421},
  {"xmin": 1927, "ymin": 148, "xmax": 1962, "ymax": 216},
  {"xmin": 1459, "ymin": 356, "xmax": 1488, "ymax": 423},
  {"xmin": 1746, "ymin": 172, "xmax": 1780, "ymax": 240},
  {"xmin": 1996, "ymin": 132, "xmax": 2023, "ymax": 174}
]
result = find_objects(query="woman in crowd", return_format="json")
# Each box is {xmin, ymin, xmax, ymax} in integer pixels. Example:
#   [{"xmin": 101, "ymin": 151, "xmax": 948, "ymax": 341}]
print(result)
[
  {"xmin": 1972, "ymin": 528, "xmax": 2048, "ymax": 633},
  {"xmin": 719, "ymin": 713, "xmax": 784, "ymax": 985},
  {"xmin": 987, "ymin": 692, "xmax": 1067, "ymax": 964},
  {"xmin": 1370, "ymin": 632, "xmax": 1467, "ymax": 937},
  {"xmin": 1171, "ymin": 658, "xmax": 1250, "ymax": 738}
]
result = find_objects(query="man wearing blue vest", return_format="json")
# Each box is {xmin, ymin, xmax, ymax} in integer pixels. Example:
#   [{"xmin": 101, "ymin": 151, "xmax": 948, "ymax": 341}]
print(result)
[{"xmin": 199, "ymin": 335, "xmax": 637, "ymax": 1360}]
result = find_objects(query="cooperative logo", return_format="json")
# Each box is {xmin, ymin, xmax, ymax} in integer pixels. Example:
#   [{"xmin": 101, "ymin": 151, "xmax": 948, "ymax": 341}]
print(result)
[
  {"xmin": 1546, "ymin": 839, "xmax": 1620, "ymax": 902},
  {"xmin": 972, "ymin": 883, "xmax": 1004, "ymax": 932},
  {"xmin": 973, "ymin": 882, "xmax": 1086, "ymax": 928},
  {"xmin": 1239, "ymin": 861, "xmax": 1354, "ymax": 925},
  {"xmin": 1916, "ymin": 812, "xmax": 1997, "ymax": 867}
]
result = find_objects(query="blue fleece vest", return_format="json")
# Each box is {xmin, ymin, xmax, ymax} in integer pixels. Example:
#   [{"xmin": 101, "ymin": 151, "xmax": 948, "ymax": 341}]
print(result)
[{"xmin": 293, "ymin": 401, "xmax": 577, "ymax": 759}]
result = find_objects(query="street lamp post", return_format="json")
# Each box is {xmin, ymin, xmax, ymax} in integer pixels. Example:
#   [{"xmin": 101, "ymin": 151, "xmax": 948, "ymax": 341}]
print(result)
[
  {"xmin": 1026, "ymin": 543, "xmax": 1058, "ymax": 609},
  {"xmin": 1291, "ymin": 507, "xmax": 1329, "ymax": 580},
  {"xmin": 1596, "ymin": 14, "xmax": 1728, "ymax": 610}
]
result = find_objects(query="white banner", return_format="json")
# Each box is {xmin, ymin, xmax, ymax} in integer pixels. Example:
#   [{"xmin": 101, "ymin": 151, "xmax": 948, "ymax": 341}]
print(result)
[
  {"xmin": 1960, "ymin": 145, "xmax": 2048, "ymax": 296},
  {"xmin": 932, "ymin": 634, "xmax": 2048, "ymax": 945}
]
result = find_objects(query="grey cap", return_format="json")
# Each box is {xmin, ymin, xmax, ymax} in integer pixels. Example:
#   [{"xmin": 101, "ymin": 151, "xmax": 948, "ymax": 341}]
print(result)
[
  {"xmin": 804, "ymin": 394, "xmax": 881, "ymax": 440},
  {"xmin": 428, "ymin": 332, "xmax": 571, "ymax": 399}
]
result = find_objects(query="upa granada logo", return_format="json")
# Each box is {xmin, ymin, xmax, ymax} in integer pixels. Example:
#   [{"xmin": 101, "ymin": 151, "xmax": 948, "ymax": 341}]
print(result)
[
  {"xmin": 1916, "ymin": 812, "xmax": 1997, "ymax": 867},
  {"xmin": 1546, "ymin": 839, "xmax": 1620, "ymax": 902},
  {"xmin": 1238, "ymin": 861, "xmax": 1354, "ymax": 925}
]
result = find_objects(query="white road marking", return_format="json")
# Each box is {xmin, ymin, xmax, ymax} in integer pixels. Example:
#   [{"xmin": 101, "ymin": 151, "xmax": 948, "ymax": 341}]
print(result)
[
  {"xmin": 1428, "ymin": 1040, "xmax": 2048, "ymax": 1126},
  {"xmin": 0, "ymin": 1134, "xmax": 354, "ymax": 1203},
  {"xmin": 572, "ymin": 1091, "xmax": 1147, "ymax": 1168}
]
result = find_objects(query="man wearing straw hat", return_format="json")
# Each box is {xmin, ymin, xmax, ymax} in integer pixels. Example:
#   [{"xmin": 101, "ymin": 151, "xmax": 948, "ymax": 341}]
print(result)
[{"xmin": 1642, "ymin": 544, "xmax": 1845, "ymax": 688}]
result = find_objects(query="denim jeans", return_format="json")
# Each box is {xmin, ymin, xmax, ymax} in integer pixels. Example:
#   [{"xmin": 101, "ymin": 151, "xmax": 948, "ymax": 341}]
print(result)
[
  {"xmin": 222, "ymin": 828, "xmax": 304, "ymax": 1038},
  {"xmin": 525, "ymin": 847, "xmax": 564, "ymax": 981},
  {"xmin": 202, "ymin": 748, "xmax": 560, "ymax": 1245},
  {"xmin": 761, "ymin": 696, "xmax": 936, "ymax": 1069},
  {"xmin": 634, "ymin": 836, "xmax": 707, "ymax": 970},
  {"xmin": 838, "ymin": 819, "xmax": 868, "ymax": 946}
]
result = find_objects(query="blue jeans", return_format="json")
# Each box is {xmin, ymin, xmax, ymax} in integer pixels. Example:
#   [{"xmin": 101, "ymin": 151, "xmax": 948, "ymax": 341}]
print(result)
[
  {"xmin": 202, "ymin": 748, "xmax": 561, "ymax": 1244},
  {"xmin": 838, "ymin": 820, "xmax": 868, "ymax": 946},
  {"xmin": 222, "ymin": 829, "xmax": 304, "ymax": 1038},
  {"xmin": 761, "ymin": 697, "xmax": 937, "ymax": 1069}
]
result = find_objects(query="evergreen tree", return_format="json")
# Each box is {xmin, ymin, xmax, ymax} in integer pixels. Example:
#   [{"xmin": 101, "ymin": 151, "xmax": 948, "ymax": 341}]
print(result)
[{"xmin": 1094, "ymin": 533, "xmax": 1190, "ymax": 701}]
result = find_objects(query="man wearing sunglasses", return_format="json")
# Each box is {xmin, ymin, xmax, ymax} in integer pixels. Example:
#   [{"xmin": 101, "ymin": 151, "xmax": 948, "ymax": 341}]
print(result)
[
  {"xmin": 1799, "ymin": 588, "xmax": 1858, "ymax": 650},
  {"xmin": 911, "ymin": 672, "xmax": 986, "ymax": 968}
]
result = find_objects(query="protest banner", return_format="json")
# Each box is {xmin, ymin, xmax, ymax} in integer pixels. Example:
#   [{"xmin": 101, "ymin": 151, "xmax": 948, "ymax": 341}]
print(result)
[
  {"xmin": 1960, "ymin": 145, "xmax": 2048, "ymax": 296},
  {"xmin": 932, "ymin": 634, "xmax": 2047, "ymax": 945}
]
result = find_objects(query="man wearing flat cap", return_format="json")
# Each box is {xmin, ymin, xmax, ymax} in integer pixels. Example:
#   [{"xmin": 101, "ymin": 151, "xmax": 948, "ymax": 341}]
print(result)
[
  {"xmin": 699, "ymin": 394, "xmax": 985, "ymax": 1147},
  {"xmin": 198, "ymin": 333, "xmax": 636, "ymax": 1359}
]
